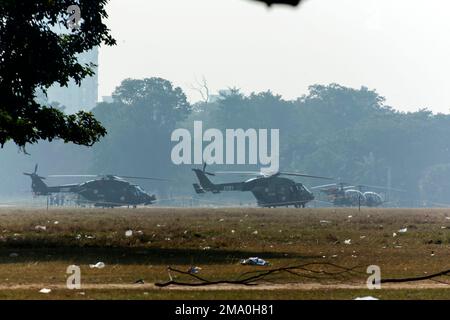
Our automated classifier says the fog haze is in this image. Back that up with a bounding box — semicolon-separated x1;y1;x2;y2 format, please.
100;0;450;113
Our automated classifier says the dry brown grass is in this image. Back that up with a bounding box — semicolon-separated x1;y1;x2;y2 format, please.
0;207;448;299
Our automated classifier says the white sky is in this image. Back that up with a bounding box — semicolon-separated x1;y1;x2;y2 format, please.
98;0;450;113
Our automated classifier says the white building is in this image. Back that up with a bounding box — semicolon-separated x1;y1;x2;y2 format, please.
46;47;99;114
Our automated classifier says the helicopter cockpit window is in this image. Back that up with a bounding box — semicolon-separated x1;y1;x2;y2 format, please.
136;186;146;194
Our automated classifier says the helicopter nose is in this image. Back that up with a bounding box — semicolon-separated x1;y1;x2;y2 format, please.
144;194;156;205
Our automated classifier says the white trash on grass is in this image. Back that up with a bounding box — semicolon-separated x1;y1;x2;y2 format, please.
125;230;133;237
89;262;105;269
354;296;378;300
240;257;270;266
39;288;51;294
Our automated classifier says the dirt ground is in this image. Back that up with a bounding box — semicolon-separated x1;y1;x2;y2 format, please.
0;206;448;299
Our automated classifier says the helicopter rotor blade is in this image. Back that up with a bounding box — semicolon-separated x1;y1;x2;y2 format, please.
116;175;171;182
354;184;405;192
214;171;264;176
310;183;338;189
200;163;216;176
23;172;46;179
213;171;275;178
279;172;334;180
47;174;170;182
23;164;46;179
47;175;99;178
214;171;334;180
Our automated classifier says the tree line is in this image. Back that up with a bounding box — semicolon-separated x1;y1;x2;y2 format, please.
2;78;450;205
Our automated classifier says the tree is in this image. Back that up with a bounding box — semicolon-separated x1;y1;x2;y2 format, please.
419;164;450;204
91;78;192;192
0;0;116;149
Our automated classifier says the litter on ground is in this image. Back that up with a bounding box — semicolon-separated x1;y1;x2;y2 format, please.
188;266;202;274
89;262;105;269
125;230;133;237
39;288;51;294
240;257;270;266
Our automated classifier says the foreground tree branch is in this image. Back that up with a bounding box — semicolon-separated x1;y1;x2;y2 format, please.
155;263;450;287
381;268;450;284
251;0;302;6
155;263;364;287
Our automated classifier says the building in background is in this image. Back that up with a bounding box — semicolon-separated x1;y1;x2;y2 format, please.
46;47;99;114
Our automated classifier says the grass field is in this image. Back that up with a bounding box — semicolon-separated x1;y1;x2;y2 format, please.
0;207;448;299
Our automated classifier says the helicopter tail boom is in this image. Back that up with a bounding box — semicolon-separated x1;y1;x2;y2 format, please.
24;164;80;196
193;183;206;194
192;168;244;193
192;169;219;193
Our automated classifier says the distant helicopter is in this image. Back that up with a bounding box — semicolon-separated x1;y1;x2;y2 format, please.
24;164;167;207
312;182;403;207
192;164;333;208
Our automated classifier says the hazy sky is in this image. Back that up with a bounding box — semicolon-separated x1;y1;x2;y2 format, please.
98;0;450;113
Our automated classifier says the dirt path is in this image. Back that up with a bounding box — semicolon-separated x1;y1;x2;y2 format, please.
0;282;447;291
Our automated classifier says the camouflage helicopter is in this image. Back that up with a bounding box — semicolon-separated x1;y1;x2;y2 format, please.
192;164;333;208
24;164;166;207
311;182;403;207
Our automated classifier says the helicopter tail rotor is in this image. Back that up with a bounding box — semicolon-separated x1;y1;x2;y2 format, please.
192;167;216;191
23;164;48;195
202;163;215;176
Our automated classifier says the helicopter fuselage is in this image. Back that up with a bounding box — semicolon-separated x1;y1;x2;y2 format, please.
75;178;156;207
243;177;314;207
26;170;156;207
192;169;315;208
325;189;383;207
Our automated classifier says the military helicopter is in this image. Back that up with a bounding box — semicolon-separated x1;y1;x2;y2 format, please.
311;182;403;207
192;164;333;208
24;164;166;207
